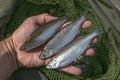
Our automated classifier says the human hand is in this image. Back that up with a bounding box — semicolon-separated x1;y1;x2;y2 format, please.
11;13;97;75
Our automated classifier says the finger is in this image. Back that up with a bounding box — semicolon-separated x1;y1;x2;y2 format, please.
92;38;97;44
81;20;92;28
84;48;95;56
61;66;82;75
61;20;92;29
44;58;52;65
35;13;57;25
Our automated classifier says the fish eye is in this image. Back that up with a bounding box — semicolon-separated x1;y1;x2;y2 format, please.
42;54;45;56
48;65;51;68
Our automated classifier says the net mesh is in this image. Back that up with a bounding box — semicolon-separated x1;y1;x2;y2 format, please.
6;0;119;80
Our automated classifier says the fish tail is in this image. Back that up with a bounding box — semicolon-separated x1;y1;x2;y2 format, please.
74;10;89;25
94;27;104;35
65;14;71;20
82;10;89;19
82;7;95;19
61;15;70;22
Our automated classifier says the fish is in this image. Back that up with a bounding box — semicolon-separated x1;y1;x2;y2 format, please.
46;28;103;69
20;16;68;51
40;12;88;59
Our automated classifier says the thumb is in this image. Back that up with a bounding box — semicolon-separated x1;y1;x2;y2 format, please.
34;13;58;25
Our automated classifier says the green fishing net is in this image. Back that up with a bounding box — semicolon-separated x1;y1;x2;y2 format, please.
5;0;119;80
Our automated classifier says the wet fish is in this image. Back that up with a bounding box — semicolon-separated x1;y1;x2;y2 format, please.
40;12;87;59
46;28;103;69
20;16;68;51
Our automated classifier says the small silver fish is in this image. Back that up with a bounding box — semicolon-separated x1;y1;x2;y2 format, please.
40;12;87;59
46;28;103;69
20;16;68;51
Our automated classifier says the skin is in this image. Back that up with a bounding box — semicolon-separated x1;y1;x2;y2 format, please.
0;13;97;80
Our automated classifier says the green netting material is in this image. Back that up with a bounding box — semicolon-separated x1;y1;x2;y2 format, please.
5;0;119;80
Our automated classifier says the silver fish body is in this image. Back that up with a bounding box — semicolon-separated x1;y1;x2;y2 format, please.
20;16;68;51
40;14;87;59
46;28;103;69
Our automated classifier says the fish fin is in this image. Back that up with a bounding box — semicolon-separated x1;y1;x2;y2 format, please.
79;61;89;66
82;10;89;19
82;8;94;19
94;27;104;35
65;14;71;20
73;61;89;67
73;56;87;64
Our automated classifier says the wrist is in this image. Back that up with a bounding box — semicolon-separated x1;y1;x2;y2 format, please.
0;37;18;78
1;37;18;69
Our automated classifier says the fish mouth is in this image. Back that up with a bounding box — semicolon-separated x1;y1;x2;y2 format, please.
46;64;53;69
20;44;30;51
46;59;59;69
40;50;53;59
46;63;57;69
39;54;46;59
20;43;35;51
39;51;48;59
40;54;52;60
